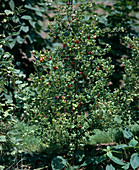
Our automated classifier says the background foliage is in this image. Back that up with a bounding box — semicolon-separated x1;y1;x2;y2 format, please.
0;0;54;77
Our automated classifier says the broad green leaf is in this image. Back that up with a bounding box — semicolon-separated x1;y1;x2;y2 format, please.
130;153;139;169
122;162;130;170
107;151;113;158
21;15;32;20
0;165;5;170
4;10;14;15
107;152;125;166
16;36;24;44
8;39;16;49
51;156;67;170
9;0;15;11
129;138;138;147
113;144;128;149
106;164;115;170
29;20;36;28
123;128;133;139
21;26;29;33
0;136;6;142
111;156;125;166
5;94;13;104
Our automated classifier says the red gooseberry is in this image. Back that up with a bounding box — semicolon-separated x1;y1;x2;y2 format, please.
63;44;67;47
72;62;75;65
75;40;79;44
61;96;65;99
53;66;58;70
40;57;44;62
55;96;58;99
78;125;81;129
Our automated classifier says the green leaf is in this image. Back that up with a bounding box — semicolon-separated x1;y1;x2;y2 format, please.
94;155;106;164
79;155;106;168
51;156;67;170
80;157;95;167
129;138;138;147
76;150;85;163
107;151;113;158
29;20;36;28
9;0;15;11
21;26;29;33
8;39;16;49
4;10;14;15
15;80;22;84
113;144;128;149
107;152;125;166
114;115;122;124
106;164;115;170
25;4;45;12
16;36;24;44
122;163;130;170
0;136;6;142
123;128;133;139
130;153;139;169
111;157;125;166
5;94;13;104
0;165;5;170
21;15;32;20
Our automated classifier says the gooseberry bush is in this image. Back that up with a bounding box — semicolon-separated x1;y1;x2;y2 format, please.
15;2;138;156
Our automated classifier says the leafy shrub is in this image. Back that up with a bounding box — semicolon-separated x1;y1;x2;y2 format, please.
14;2;138;153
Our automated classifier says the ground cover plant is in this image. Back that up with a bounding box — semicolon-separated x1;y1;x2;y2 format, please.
0;0;139;169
